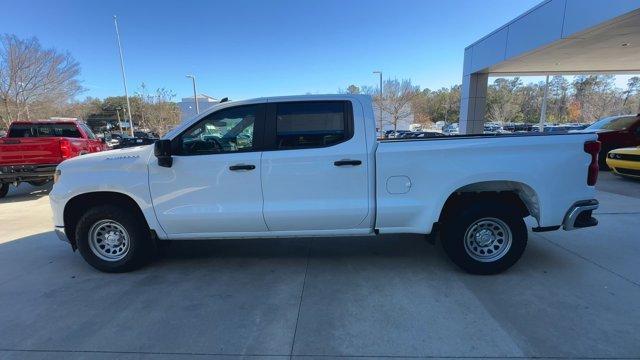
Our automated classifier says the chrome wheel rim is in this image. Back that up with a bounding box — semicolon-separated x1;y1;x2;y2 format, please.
88;220;130;262
464;217;512;262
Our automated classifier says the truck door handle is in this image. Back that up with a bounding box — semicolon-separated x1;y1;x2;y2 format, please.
229;164;255;171
334;159;362;166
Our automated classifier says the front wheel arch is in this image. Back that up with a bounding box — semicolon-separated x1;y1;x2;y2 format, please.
63;192;150;248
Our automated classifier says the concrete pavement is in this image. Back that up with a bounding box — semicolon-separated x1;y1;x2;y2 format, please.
0;177;639;359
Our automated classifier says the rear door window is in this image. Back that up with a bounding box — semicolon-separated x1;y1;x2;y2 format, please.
273;101;351;149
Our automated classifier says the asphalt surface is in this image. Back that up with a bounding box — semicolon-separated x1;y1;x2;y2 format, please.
596;170;640;198
0;174;639;359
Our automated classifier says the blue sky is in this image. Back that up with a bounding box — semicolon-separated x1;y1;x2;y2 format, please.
4;0;630;101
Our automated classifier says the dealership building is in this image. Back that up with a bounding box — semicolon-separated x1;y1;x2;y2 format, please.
178;94;220;122
460;0;640;134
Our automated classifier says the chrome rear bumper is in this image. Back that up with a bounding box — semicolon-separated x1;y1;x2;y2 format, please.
563;199;599;231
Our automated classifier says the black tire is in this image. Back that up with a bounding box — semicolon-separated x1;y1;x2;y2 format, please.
441;200;527;275
28;179;51;187
0;183;9;199
75;205;154;272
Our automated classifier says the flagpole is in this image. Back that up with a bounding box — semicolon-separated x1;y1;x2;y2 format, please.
113;15;135;137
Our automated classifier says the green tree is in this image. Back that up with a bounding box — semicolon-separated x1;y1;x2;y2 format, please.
547;76;569;122
622;76;640;113
345;85;360;94
487;78;522;122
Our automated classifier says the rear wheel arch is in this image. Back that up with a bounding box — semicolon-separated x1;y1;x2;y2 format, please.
63;191;150;247
437;180;540;226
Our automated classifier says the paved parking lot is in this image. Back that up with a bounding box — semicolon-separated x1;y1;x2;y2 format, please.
1;174;639;359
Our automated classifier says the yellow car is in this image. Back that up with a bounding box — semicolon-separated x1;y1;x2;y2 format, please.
606;147;640;179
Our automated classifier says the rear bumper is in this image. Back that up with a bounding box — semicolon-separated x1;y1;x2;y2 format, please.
563;199;599;231
0;164;57;182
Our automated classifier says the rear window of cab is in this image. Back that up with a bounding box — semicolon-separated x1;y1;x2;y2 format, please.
8;124;81;138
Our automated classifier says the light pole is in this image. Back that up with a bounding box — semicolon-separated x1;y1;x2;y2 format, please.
373;71;383;135
186;75;200;115
113;15;135;137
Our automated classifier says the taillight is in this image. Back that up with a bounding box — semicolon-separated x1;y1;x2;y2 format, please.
59;139;72;159
584;141;601;186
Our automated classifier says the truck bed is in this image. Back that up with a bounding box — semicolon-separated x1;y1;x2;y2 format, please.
375;131;598;233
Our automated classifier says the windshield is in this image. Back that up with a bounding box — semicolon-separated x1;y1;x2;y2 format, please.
585;116;637;131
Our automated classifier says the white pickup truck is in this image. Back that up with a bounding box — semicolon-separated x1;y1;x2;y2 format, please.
50;95;601;274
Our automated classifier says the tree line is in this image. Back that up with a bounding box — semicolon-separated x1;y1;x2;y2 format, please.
3;33;639;135
343;75;640;130
0;34;180;135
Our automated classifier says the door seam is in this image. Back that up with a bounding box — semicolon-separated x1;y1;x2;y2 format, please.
259;151;271;231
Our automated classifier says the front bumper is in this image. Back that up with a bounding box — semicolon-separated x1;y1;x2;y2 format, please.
563;199;599;231
606;157;640;178
54;226;69;243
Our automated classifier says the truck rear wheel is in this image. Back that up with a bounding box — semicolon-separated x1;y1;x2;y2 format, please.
75;205;154;272
441;200;527;274
0;183;9;199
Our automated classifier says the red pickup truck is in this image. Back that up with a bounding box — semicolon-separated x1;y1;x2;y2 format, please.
0;120;107;198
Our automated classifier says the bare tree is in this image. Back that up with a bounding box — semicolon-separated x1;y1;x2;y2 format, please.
378;79;419;130
622;76;640;113
0;34;82;129
345;85;360;94
134;85;180;135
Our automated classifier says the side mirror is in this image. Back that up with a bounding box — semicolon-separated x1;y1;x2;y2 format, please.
154;139;173;168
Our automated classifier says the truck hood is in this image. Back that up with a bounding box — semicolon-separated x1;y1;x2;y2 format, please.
57;144;154;172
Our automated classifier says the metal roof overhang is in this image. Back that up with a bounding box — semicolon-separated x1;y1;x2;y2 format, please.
464;0;640;77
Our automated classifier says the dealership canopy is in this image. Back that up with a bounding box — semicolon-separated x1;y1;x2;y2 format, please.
460;0;640;134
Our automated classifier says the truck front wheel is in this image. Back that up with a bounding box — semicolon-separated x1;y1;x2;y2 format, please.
441;201;527;274
75;205;154;272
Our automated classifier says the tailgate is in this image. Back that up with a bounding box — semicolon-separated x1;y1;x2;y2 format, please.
0;137;62;165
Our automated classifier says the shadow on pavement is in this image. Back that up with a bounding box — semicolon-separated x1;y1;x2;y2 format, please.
0;229;570;276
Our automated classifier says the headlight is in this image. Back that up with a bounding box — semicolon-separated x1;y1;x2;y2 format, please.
53;169;61;184
608;153;615;159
